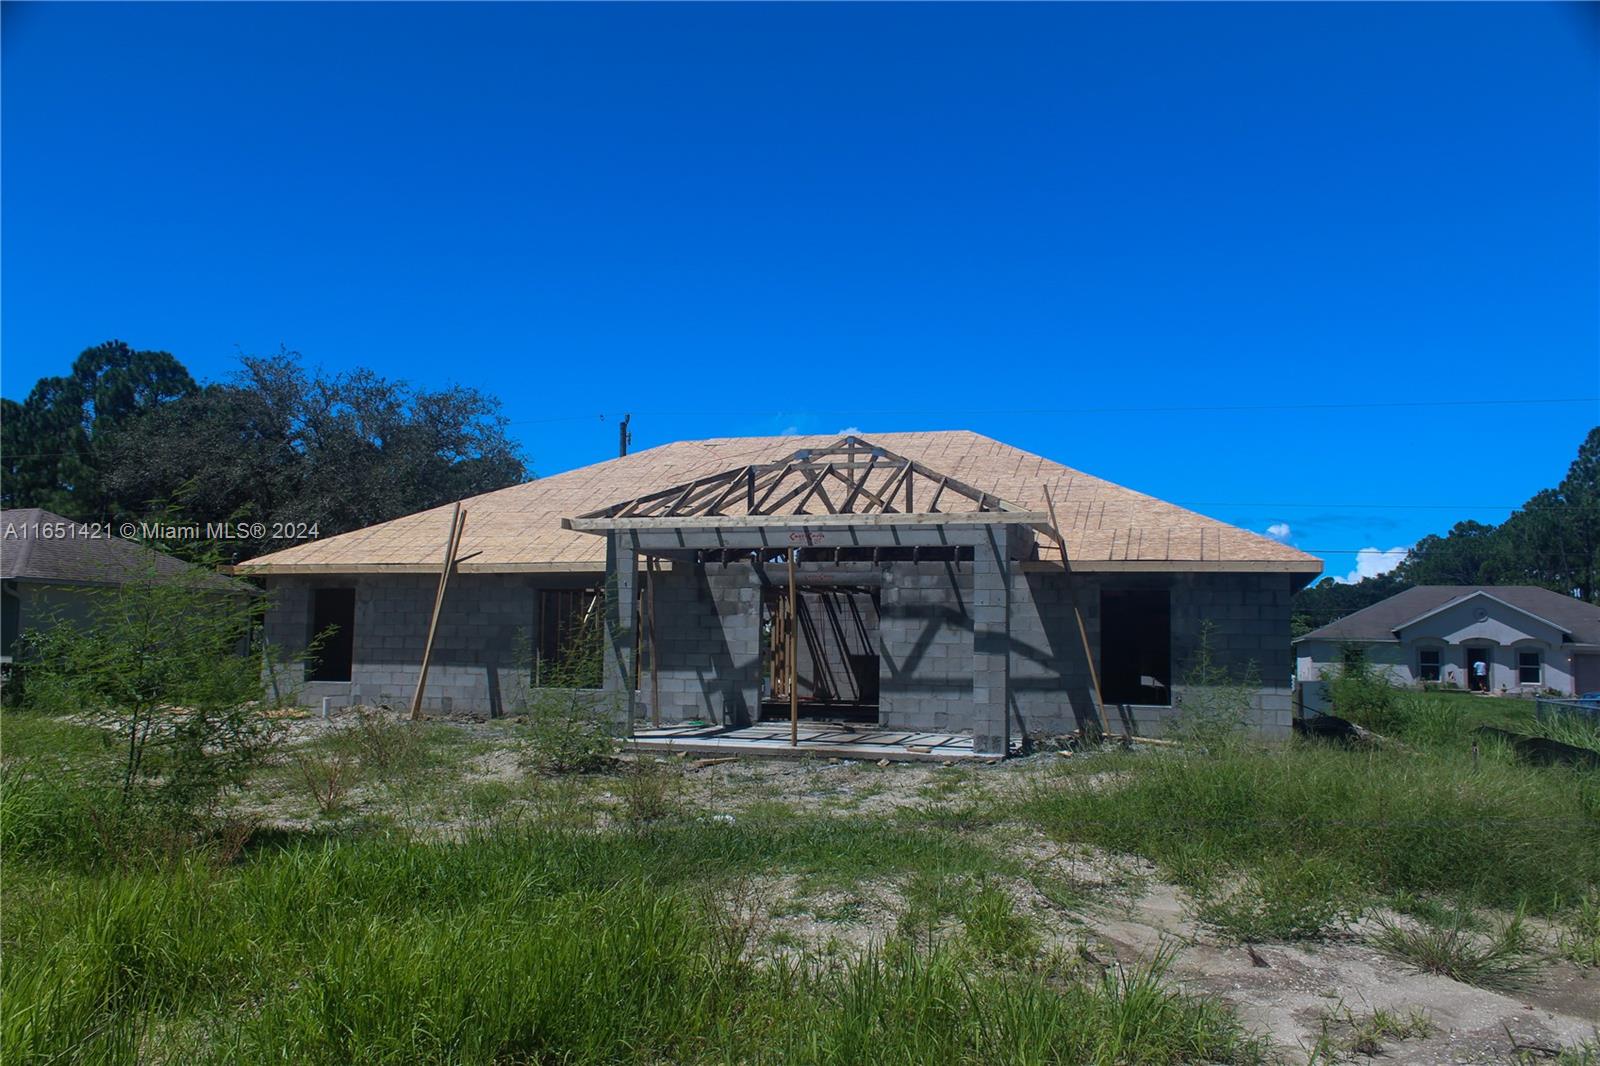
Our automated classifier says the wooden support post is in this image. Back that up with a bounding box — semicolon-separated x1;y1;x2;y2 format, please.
411;504;465;721
768;596;779;704
1044;486;1110;740
788;546;798;746
647;554;661;727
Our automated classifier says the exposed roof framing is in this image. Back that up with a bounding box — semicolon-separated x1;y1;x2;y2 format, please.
576;436;1027;523
237;430;1325;577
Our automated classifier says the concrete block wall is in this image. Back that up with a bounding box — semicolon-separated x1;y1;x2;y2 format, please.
645;562;762;725
1005;569;1296;740
1091;571;1296;739
878;560;974;733
793;589;878;703
263;573;554;716
263;564;1298;739
1006;570;1102;738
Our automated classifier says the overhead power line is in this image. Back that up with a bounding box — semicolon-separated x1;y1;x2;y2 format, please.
499;395;1598;426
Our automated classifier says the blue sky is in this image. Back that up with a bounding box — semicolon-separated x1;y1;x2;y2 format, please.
4;3;1596;582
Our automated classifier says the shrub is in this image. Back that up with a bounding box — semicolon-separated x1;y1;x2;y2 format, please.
295;750;356;816
334;706;430;779
16;562;291;837
1169;622;1258;751
1325;658;1402;733
618;756;681;824
517;609;618;773
522;691;617;773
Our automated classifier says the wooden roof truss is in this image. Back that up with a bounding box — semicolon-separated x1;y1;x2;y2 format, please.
578;436;1029;522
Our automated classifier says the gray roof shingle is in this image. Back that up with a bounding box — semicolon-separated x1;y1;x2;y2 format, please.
1297;585;1600;645
1;508;243;590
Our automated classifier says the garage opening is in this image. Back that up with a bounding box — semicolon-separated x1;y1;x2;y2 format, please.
308;587;356;682
1100;589;1171;705
762;586;880;724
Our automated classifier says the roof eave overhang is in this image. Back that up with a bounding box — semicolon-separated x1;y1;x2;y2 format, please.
1040;559;1321;575
233;560;616;577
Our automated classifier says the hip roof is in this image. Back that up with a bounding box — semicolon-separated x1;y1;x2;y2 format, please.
239;431;1323;577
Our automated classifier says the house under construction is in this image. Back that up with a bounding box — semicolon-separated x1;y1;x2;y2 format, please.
243;431;1322;755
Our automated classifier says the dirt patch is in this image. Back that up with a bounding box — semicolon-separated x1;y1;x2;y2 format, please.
673;747;1119;818
728;873;906;961
1073;872;1598;1064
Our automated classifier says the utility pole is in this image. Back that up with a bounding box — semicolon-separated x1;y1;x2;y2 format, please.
619;413;632;457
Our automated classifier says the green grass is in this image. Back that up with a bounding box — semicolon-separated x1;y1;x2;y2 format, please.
1189;854;1360;942
1529;711;1600;756
2;826;1266;1064
7;687;1599;1062
1309;1003;1434;1062
1556;891;1600;968
1021;737;1600;917
1;704;1267;1063
1370;909;1544;992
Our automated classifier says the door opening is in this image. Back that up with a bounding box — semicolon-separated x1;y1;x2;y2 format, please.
762;585;880;723
1467;647;1491;692
308;587;356;682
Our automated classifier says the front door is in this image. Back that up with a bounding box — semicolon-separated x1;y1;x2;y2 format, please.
1466;647;1491;692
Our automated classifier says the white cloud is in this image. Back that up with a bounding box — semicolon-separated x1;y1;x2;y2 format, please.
780;425;800;435
1265;522;1292;542
1338;546;1410;584
837;425;862;436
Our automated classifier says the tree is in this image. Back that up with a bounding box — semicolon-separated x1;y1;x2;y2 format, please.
1394;520;1500;586
1291;570;1408;637
1556;427;1600;601
1293;426;1600;625
100;349;529;560
1;341;196;516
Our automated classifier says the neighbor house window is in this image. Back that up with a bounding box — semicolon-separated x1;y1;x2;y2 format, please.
537;587;602;687
1418;648;1441;683
307;588;356;682
1518;651;1542;686
1100;589;1171;705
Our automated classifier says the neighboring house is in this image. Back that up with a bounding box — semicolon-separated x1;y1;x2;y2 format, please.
0;507;241;663
241;431;1323;748
1295;585;1600;711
